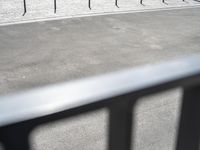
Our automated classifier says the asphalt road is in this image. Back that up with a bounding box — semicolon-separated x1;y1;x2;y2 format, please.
0;7;200;150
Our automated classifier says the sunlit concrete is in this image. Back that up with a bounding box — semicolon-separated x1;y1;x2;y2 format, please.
0;7;200;150
1;0;200;25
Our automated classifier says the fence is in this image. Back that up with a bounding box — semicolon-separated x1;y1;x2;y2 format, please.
10;0;186;16
0;54;200;150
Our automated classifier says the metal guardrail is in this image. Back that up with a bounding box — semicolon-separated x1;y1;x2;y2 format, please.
0;54;200;150
20;0;186;16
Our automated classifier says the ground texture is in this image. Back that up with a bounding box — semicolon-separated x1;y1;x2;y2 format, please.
1;0;200;25
0;6;200;150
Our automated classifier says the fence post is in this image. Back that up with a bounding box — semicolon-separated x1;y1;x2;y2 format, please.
108;97;136;150
54;0;57;13
23;0;27;16
0;124;31;150
176;85;200;150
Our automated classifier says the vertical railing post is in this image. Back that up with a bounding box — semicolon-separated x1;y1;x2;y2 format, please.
0;124;31;150
108;97;136;150
54;0;57;13
176;85;200;150
88;0;91;10
23;0;27;16
115;0;119;8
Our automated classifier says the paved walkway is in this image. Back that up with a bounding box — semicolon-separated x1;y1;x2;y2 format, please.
0;7;200;150
0;0;200;25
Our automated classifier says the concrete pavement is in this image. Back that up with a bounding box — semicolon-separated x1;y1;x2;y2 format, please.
0;7;200;150
1;0;200;25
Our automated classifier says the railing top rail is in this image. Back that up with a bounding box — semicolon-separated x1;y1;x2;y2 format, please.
0;54;200;127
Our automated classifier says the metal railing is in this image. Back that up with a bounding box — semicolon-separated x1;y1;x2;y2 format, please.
20;0;186;16
0;54;200;150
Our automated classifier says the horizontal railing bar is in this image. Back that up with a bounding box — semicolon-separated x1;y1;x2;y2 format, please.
0;54;200;128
